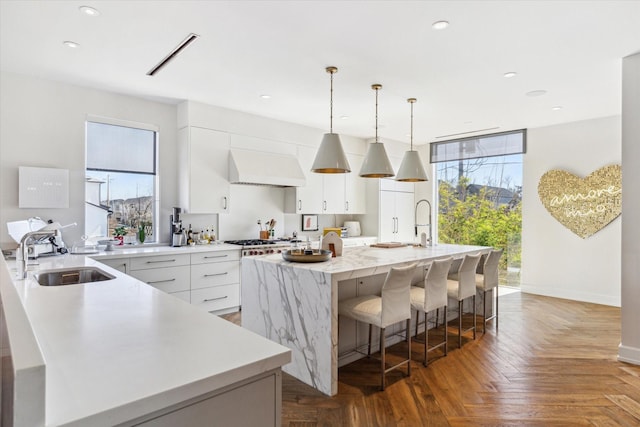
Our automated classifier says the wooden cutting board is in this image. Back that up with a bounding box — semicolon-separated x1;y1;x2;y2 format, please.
370;242;406;248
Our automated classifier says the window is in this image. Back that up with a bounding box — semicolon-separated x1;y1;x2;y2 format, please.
85;117;158;244
431;130;525;286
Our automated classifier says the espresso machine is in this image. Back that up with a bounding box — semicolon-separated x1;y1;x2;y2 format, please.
170;207;185;247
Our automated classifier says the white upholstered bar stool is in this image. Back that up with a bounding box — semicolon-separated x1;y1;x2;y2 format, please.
447;253;482;349
476;249;503;333
338;263;417;391
410;257;454;366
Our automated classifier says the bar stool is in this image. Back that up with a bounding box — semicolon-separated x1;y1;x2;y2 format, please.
410;257;453;366
447;253;482;348
338;263;416;391
476;249;503;333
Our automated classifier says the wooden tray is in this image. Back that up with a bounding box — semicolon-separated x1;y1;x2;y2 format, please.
370;242;406;248
282;249;332;263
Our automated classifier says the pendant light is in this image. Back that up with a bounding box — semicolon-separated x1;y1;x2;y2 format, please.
359;84;394;178
311;66;351;174
396;98;429;182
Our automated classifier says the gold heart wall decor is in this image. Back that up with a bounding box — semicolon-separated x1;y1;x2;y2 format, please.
537;164;621;239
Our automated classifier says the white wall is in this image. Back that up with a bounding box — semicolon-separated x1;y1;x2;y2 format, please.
521;116;621;306
619;52;640;365
0;72;178;247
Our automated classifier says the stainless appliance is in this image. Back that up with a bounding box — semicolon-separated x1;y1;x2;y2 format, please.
224;239;290;257
170;207;185;247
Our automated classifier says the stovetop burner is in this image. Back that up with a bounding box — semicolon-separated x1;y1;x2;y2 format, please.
225;239;281;246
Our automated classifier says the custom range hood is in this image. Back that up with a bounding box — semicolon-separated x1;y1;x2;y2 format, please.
229;149;306;187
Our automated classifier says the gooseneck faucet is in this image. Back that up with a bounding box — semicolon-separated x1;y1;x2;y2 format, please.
414;199;433;246
17;230;58;279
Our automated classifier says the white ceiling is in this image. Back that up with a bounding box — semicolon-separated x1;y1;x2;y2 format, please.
1;1;639;145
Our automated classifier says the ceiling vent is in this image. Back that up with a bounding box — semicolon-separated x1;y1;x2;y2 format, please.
146;33;199;76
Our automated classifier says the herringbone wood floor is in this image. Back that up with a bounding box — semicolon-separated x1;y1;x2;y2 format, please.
223;291;640;426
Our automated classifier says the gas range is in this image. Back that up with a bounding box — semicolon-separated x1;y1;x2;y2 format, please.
224;239;290;257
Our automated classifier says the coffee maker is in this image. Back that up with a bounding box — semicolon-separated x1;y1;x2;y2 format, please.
170;207;185;247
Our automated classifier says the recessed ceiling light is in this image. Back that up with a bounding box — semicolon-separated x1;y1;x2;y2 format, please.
259;94;271;99
79;6;100;16
63;41;80;48
552;106;563;111
340;115;349;120
432;20;449;30
526;90;547;97
503;72;517;78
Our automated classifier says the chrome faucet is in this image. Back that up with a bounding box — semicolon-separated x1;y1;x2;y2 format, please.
415;199;433;246
17;230;58;279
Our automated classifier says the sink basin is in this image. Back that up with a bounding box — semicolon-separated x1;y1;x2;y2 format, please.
35;266;115;286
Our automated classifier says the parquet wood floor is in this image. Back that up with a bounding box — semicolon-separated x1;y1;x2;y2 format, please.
222;291;640;426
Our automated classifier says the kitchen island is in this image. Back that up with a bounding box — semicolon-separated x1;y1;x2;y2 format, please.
0;249;290;427
241;243;490;396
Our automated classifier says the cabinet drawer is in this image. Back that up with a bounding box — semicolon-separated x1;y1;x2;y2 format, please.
130;254;190;271
129;266;190;293
191;284;239;312
191;250;240;264
191;261;239;290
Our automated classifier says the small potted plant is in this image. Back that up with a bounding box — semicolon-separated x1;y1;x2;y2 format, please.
112;226;128;246
137;222;147;244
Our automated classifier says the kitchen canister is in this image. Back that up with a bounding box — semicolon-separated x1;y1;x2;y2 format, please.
343;221;361;237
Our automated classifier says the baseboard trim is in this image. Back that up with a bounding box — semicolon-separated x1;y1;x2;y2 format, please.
618;344;640;365
520;284;620;307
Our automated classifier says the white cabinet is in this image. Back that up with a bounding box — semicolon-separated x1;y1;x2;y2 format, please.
190;250;240;314
136;369;282;427
344;154;366;214
285;147;366;214
285;145;323;213
129;254;191;297
95;249;241;314
322;173;345;214
178;127;230;214
379;190;415;243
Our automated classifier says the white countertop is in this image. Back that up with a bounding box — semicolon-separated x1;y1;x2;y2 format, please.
88;242;240;260
1;246;290;427
254;243;489;278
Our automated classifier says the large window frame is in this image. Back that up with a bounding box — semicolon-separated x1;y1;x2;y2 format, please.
85;116;159;244
430;129;525;286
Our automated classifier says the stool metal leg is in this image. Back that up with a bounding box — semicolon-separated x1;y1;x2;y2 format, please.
458;299;463;348
380;327;386;390
483;289;487;334
368;324;373;356
473;294;477;340
406;319;411;376
444;305;448;356
496;286;499;331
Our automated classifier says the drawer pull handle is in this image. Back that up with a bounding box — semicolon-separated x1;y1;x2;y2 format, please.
204;272;228;277
203;295;228;302
147;278;176;284
204;255;228;259
146;259;176;264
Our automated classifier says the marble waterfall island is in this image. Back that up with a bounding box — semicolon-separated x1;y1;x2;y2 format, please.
241;244;490;396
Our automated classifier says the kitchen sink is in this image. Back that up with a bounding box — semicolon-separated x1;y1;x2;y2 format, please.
35;266;115;286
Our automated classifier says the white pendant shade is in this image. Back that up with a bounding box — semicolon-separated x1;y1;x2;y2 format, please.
311;133;351;173
396;150;428;182
359;142;395;178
